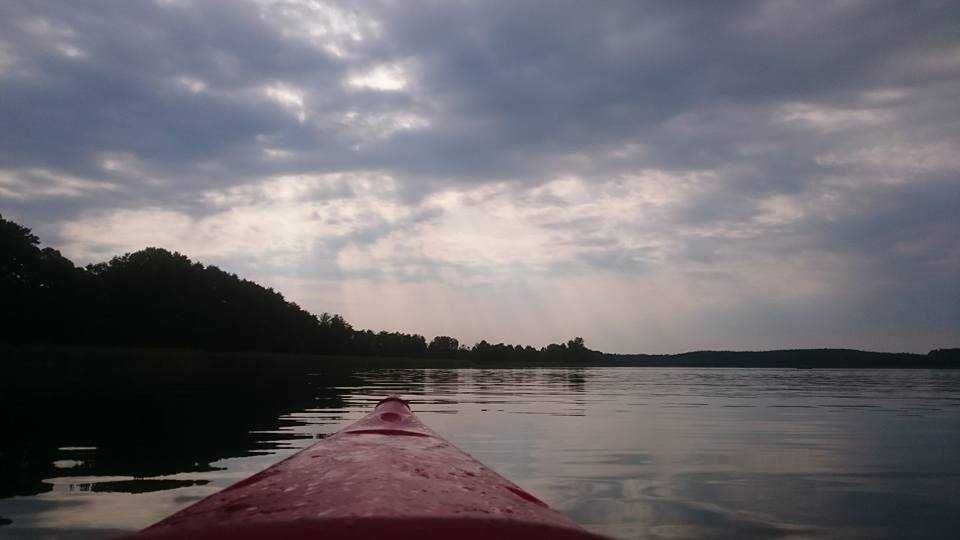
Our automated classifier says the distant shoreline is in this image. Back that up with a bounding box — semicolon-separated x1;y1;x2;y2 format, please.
3;344;957;374
5;216;955;367
602;348;958;369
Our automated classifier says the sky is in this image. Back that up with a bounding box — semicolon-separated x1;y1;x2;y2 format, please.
0;1;957;353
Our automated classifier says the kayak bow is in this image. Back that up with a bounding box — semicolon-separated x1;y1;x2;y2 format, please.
136;396;604;539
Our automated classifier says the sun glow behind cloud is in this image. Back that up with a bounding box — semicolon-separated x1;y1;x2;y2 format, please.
347;63;408;91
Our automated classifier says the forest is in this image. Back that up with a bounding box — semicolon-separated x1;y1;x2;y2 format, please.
0;215;598;363
3;214;956;368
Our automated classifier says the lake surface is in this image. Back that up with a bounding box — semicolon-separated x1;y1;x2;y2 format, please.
2;367;959;538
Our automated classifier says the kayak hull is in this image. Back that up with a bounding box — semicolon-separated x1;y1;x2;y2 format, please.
136;396;603;539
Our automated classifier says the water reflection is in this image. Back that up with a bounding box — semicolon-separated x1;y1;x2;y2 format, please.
1;366;959;538
1;372;345;498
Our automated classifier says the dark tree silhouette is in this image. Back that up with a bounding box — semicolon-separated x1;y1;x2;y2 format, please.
428;336;459;356
1;214;600;361
10;214;943;367
0;217;86;345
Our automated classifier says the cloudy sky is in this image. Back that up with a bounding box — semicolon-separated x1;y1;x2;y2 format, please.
1;1;957;353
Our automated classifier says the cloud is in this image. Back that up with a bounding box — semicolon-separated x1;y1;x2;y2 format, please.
1;0;957;352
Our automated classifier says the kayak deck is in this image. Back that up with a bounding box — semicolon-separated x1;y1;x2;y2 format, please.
136;396;604;539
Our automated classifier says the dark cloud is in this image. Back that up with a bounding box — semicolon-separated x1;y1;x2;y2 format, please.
0;0;957;351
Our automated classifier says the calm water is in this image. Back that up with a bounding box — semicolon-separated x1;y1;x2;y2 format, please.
2;367;959;538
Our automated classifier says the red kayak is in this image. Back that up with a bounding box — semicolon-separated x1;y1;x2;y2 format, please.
136;396;605;539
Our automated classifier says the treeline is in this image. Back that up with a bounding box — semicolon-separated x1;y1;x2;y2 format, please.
0;215;598;363
602;348;960;369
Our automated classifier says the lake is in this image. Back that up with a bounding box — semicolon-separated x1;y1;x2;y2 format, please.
2;367;959;538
